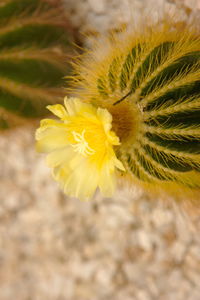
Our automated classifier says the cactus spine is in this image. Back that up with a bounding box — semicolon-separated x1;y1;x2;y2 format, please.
0;0;73;129
69;24;200;197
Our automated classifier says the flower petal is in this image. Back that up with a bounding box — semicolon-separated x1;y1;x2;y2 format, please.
99;166;116;197
114;157;125;171
64;96;97;118
36;127;69;152
47;104;67;119
58;160;99;200
35;119;66;139
53;165;71;190
64;97;82;116
97;107;112;131
46;147;73;168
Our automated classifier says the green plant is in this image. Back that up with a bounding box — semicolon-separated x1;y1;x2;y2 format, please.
68;23;200;199
0;0;73;129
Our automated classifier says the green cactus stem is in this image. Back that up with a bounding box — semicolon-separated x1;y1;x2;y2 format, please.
69;23;200;198
0;0;74;129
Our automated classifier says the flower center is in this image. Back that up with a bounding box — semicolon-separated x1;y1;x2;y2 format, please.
71;130;95;156
108;101;141;144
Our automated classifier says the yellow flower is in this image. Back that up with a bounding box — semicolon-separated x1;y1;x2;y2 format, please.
35;97;125;200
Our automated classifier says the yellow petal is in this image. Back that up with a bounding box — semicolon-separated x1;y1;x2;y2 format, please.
47;104;67;119
62;160;99;200
64;96;97;118
107;131;121;145
114;157;125;171
64;97;82;116
97;107;112;132
35;119;66;139
53;165;71;189
46;147;74;168
36;127;68;152
99;166;116;197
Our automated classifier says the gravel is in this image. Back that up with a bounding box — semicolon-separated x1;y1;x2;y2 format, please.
1;126;200;300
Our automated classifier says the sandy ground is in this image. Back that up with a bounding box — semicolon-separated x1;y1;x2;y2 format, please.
0;126;200;300
1;0;200;299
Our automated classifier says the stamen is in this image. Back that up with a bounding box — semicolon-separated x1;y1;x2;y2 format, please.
71;130;95;156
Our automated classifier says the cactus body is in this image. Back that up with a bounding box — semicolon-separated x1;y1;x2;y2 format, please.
0;0;73;129
69;24;200;197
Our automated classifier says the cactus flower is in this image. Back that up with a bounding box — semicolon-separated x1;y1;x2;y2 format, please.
35;97;125;200
36;22;200;202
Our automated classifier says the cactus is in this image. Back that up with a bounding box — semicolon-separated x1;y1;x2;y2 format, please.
68;24;200;198
0;0;73;129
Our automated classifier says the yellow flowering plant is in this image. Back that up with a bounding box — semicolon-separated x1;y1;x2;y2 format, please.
36;21;200;203
35;97;125;200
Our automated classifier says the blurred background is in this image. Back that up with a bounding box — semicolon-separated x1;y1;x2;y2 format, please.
0;0;200;299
